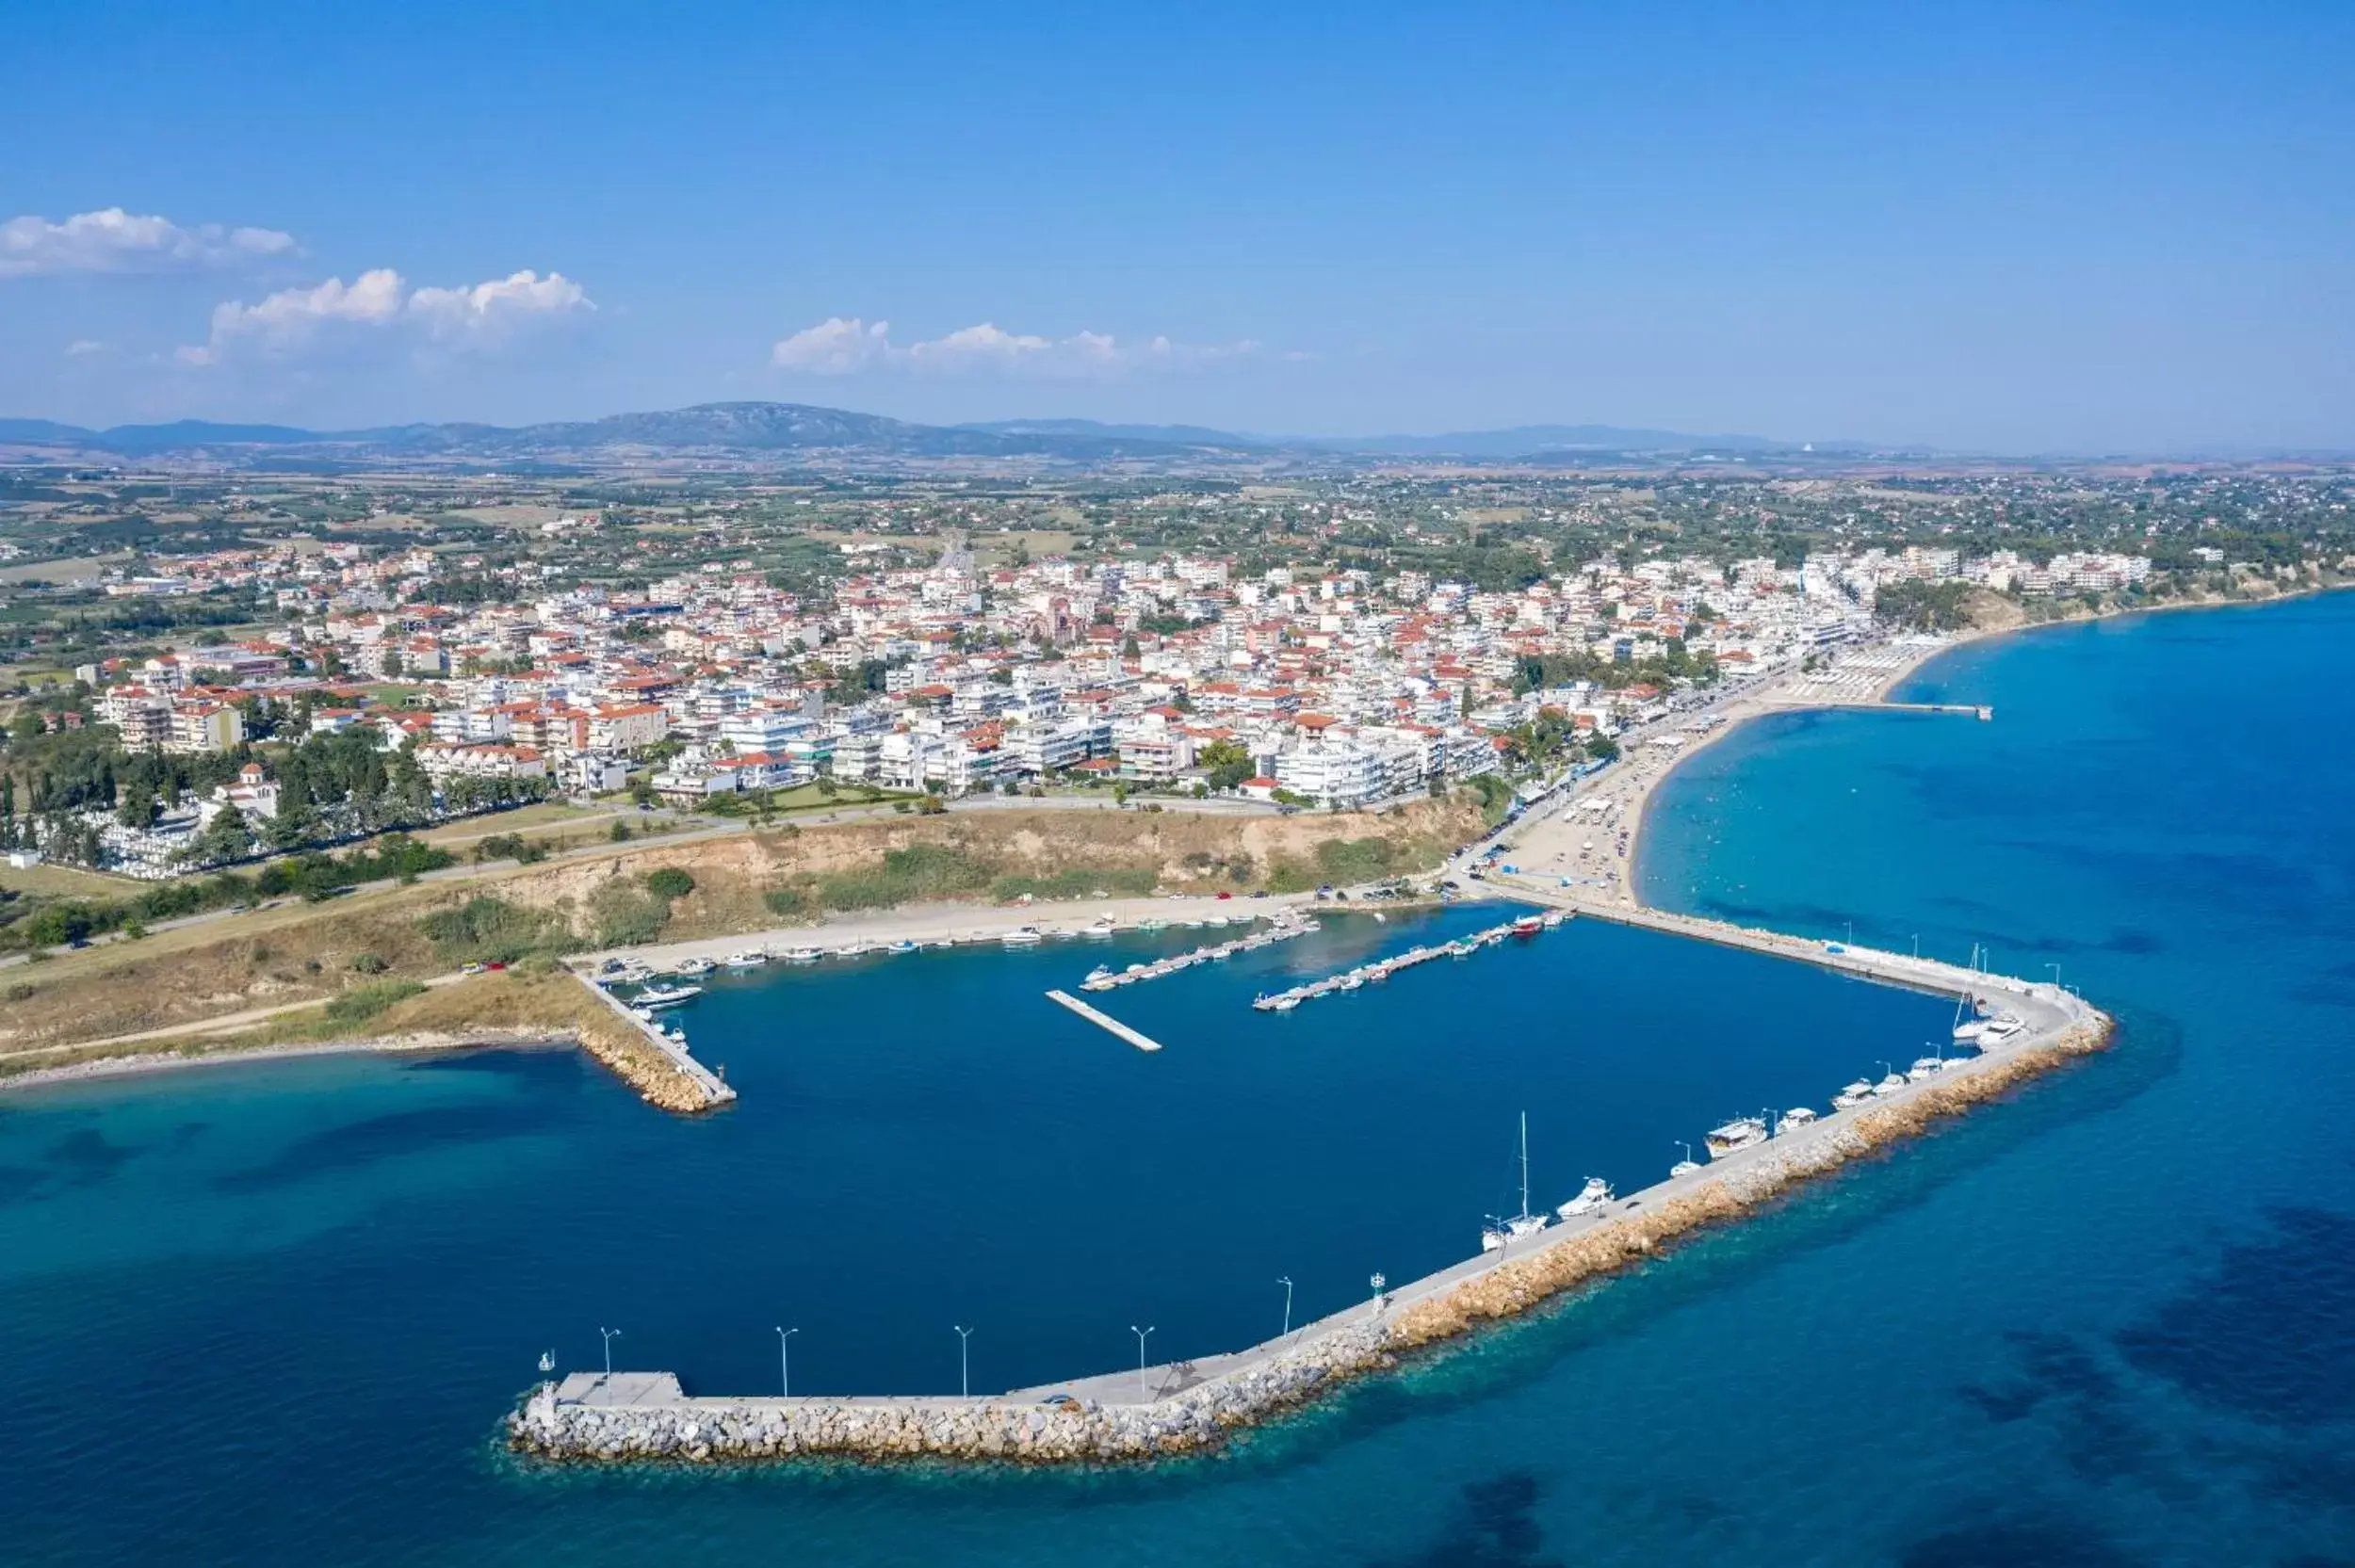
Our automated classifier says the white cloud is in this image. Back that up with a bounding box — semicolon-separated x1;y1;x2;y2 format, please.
181;267;593;364
408;269;593;344
64;338;109;357
771;315;892;372
0;207;297;280
771;317;1267;379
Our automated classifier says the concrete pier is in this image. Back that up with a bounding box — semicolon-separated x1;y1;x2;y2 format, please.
577;974;738;1107
1045;990;1165;1052
512;916;2111;1467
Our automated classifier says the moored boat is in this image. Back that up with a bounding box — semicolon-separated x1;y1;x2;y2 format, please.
1556;1175;1614;1218
1705;1115;1768;1158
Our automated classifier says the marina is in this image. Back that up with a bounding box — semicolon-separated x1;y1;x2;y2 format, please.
512;907;2108;1464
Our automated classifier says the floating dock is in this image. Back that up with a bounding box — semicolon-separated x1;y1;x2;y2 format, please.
1044;990;1164;1052
1080;916;1315;992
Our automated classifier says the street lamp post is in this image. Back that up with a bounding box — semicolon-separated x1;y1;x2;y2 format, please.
1911;932;1920;958
775;1326;797;1398
2046;962;2062;987
1278;1276;1294;1337
598;1326;621;1383
1844;920;1855;946
954;1325;973;1398
1130;1324;1155;1401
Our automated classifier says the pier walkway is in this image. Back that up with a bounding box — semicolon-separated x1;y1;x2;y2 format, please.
577;974;738;1107
1045;990;1164;1052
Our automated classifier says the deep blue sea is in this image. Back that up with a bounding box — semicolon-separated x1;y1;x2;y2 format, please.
4;594;2351;1565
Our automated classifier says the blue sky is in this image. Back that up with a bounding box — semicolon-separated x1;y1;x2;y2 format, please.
5;1;2349;450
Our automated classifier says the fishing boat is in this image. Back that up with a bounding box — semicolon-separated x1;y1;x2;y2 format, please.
1512;913;1544;935
1874;1069;1908;1095
1832;1078;1875;1109
1778;1107;1819;1133
1482;1113;1551;1252
1137;918;1168;933
1908;1056;1945;1082
1978;1015;2025;1045
1704;1115;1768;1158
1002;927;1045;946
1556;1175;1613;1218
1085;964;1115;984
784;946;822;963
723;950;768;969
673;956;716;977
1541;910;1567;929
635;982;703;1009
887;940;918;956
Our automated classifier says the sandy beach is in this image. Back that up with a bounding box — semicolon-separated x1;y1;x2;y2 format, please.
0;1030;570;1097
1501;631;1973;905
575;889;1327;971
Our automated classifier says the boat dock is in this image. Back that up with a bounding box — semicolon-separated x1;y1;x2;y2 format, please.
1044;989;1164;1052
1080;915;1316;992
1252;913;1560;1011
577;973;738;1107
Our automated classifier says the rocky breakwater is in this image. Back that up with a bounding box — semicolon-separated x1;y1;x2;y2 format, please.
506;1007;2113;1467
508;1316;1398;1466
1389;1012;2115;1347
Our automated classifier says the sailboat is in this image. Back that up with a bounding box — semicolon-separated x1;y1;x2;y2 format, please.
1481;1112;1551;1253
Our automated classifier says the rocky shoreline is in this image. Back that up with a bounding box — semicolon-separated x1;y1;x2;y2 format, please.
505;1010;2112;1468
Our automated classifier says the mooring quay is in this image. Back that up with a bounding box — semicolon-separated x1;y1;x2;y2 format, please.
512;906;2107;1466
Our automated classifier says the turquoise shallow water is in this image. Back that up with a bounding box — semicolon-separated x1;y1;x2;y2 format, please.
5;594;2353;1564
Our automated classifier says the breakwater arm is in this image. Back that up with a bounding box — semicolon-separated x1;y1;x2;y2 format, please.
509;946;2111;1467
570;972;738;1113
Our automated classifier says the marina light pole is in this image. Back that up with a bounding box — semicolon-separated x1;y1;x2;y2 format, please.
1911;933;1920;958
598;1326;621;1383
1278;1276;1294;1337
1130;1325;1155;1400
1370;1272;1388;1314
954;1325;973;1399
1844;920;1855;946
775;1326;797;1398
2046;962;2062;988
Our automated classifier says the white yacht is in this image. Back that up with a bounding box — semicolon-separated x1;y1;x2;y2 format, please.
1778;1107;1819;1133
783;946;822;963
1874;1069;1908;1095
1705;1116;1769;1158
1081;919;1117;940
1481;1113;1551;1253
1978;1015;2025;1045
1556;1175;1614;1218
673;956;716;977
1833;1079;1875;1109
634;982;702;1009
1002;927;1045;946
1908;1056;1945;1082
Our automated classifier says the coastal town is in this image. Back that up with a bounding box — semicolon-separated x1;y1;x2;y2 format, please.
9;454;2342;890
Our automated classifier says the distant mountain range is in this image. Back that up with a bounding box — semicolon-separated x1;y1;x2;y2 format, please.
0;401;1795;469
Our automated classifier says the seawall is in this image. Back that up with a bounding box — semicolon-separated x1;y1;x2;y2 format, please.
508;968;2112;1467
